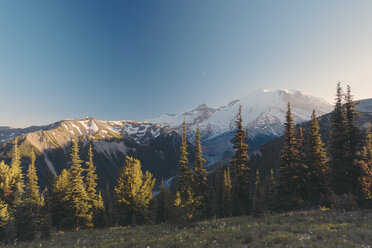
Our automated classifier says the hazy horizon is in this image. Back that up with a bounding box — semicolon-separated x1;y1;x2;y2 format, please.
1;1;372;127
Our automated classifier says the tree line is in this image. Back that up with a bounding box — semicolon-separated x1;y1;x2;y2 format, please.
0;83;371;244
167;83;371;221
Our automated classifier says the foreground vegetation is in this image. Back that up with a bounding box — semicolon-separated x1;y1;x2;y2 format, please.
8;209;372;248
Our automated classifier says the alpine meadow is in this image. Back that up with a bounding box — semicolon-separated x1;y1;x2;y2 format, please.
0;1;372;247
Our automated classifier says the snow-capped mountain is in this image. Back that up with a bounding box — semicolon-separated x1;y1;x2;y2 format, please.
148;89;332;139
148;89;333;163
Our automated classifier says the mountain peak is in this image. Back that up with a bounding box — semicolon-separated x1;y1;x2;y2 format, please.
195;103;209;110
147;89;333;139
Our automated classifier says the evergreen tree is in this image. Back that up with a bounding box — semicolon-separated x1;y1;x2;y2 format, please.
25;151;42;207
214;165;225;217
306;110;329;206
114;156;155;225
222;167;232;217
264;168;276;211
0;161;11;205
85;144;104;226
156;180;173;223
277;102;303;209
329;82;348;195
51;169;71;229
344;85;360;163
193;122;208;219
13;151;44;241
0;200;9;228
231;105;251;214
344;85;364;199
0;200;10;240
176;118;195;220
65;139;92;230
9;138;24;207
252;168;265;214
358;123;372;205
296;127;307;201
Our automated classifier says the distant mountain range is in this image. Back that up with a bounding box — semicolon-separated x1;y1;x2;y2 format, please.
0;118;192;188
0;89;370;190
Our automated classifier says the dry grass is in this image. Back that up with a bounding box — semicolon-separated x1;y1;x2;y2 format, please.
8;209;372;248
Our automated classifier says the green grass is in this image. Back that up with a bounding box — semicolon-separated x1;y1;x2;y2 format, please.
9;209;372;248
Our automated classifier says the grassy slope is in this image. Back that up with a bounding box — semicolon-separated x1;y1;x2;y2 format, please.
10;209;372;248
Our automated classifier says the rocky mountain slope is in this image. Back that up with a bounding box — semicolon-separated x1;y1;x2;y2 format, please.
0;118;193;189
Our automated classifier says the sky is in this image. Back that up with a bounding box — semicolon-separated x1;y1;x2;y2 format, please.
1;0;372;127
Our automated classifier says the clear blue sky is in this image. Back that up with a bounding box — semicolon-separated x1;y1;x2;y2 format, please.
1;0;372;127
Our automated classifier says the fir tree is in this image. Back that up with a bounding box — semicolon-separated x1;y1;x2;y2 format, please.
0;200;10;240
231;105;251;214
0;161;11;205
344;85;360;163
13;151;44;241
306;110;329;206
85;144;104;226
193;122;208;218
65;139;92;230
222;167;232;217
176;118;195;220
9;138;24;207
296;127;307;201
329;82;348;195
264;168;276;211
114;157;155;225
358;123;372;205
344;85;364;199
40;170;54;239
214;165;225;217
277;102;303;209
156;180;173;223
51;169;71;229
25;151;42;207
252;168;264;214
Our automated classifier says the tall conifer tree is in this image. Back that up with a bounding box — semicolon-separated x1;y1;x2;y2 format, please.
222;167;232;217
277;102;303;209
296;127;307;201
9;138;24;207
25;151;42;207
306;110;328;205
214;166;225;217
85;144;104;224
156;180;172;223
231;105;251;214
193;122;208;218
65;139;92;230
344;85;364;198
51;169;70;229
329;82;348;194
176;118;195;220
358;123;372;204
